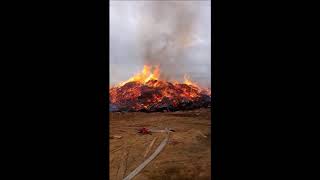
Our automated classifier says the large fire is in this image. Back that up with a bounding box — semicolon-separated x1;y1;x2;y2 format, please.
110;65;211;112
117;65;161;87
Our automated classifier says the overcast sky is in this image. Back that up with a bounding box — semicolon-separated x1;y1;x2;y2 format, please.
110;0;211;87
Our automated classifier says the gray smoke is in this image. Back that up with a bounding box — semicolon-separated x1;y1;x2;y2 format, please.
110;0;211;87
138;1;197;81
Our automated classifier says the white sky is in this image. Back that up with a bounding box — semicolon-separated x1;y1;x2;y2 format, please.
110;0;211;87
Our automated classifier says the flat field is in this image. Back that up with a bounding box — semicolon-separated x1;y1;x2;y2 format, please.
109;108;211;180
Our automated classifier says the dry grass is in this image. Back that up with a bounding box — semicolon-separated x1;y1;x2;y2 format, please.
109;108;211;180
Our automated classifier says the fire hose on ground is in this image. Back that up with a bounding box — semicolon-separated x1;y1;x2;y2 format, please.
123;128;173;180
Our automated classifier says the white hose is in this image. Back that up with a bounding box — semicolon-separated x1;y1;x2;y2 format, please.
123;128;170;180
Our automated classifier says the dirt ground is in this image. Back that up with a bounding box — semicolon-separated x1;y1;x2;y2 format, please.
109;108;211;180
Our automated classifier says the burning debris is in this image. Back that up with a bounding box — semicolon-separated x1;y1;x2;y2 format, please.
110;65;211;112
110;2;211;113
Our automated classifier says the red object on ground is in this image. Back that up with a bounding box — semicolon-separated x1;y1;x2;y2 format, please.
138;128;151;135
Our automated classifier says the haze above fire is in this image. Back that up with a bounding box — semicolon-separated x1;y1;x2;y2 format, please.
110;0;211;87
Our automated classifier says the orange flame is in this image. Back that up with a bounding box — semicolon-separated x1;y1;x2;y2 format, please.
110;65;212;111
114;65;205;91
183;74;200;89
117;65;160;87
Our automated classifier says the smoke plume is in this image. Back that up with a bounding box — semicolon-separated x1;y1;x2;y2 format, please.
110;1;211;87
138;1;199;81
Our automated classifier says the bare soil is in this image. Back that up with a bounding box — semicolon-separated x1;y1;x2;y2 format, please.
109;108;211;180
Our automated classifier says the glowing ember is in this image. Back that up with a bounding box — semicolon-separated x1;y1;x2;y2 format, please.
110;65;211;112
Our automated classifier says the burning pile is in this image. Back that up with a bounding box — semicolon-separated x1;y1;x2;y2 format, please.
109;65;211;112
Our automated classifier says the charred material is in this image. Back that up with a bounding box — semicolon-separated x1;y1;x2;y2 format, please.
110;80;211;112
